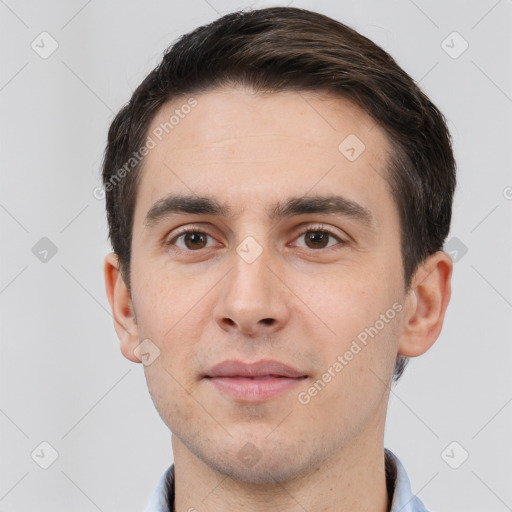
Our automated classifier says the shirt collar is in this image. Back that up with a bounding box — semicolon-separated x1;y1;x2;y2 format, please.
385;449;429;512
144;449;428;512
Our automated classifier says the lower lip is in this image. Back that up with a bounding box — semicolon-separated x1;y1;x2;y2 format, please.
207;376;306;402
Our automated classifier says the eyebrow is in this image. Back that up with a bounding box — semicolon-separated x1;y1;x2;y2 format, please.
144;193;375;230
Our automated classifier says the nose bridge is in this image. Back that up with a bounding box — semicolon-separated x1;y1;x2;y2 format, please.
213;233;290;334
234;235;272;291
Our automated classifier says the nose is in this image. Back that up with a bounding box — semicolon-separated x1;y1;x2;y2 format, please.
212;244;291;337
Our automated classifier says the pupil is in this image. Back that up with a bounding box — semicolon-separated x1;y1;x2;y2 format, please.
307;231;327;248
186;232;206;249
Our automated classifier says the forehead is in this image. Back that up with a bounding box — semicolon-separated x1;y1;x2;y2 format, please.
146;86;385;158
135;86;396;230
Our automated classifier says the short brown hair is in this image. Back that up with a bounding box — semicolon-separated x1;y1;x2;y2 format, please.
101;6;456;381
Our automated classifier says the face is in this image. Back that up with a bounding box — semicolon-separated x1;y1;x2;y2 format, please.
125;87;413;483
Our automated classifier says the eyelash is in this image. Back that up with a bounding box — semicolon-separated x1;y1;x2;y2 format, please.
164;224;348;254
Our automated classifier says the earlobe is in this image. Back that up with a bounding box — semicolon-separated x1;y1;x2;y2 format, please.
104;253;141;363
398;251;453;358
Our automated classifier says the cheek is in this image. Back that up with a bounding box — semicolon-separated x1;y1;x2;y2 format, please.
130;258;211;337
143;360;196;432
301;326;397;433
301;275;402;404
294;269;387;339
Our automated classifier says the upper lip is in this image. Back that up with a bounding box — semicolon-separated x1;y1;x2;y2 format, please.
205;359;307;378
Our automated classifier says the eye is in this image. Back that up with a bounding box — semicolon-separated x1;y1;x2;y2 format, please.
164;224;347;254
291;224;347;250
165;228;218;252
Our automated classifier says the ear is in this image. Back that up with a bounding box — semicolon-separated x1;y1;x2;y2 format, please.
104;253;141;363
398;251;453;357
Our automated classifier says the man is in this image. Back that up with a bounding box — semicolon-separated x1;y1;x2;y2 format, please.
102;6;455;511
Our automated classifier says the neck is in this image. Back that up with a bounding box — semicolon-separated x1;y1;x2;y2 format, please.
172;431;390;512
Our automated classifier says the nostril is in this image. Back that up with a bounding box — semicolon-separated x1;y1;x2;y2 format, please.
261;318;274;325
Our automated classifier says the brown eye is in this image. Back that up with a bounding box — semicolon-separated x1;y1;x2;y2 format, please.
182;231;208;250
293;225;346;250
303;230;331;249
167;229;215;251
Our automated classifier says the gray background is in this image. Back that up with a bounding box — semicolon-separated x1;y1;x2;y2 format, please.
1;0;511;510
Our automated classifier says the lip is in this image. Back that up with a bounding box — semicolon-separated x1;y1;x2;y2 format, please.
204;359;308;402
206;359;307;378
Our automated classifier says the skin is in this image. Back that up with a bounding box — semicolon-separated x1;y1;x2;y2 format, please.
105;86;452;512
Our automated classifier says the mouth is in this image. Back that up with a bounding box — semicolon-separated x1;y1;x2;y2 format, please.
204;359;308;402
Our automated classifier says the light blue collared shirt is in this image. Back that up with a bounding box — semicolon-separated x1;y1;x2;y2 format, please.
144;448;428;512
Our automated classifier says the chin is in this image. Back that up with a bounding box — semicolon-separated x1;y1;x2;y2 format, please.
212;453;307;485
194;435;314;486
